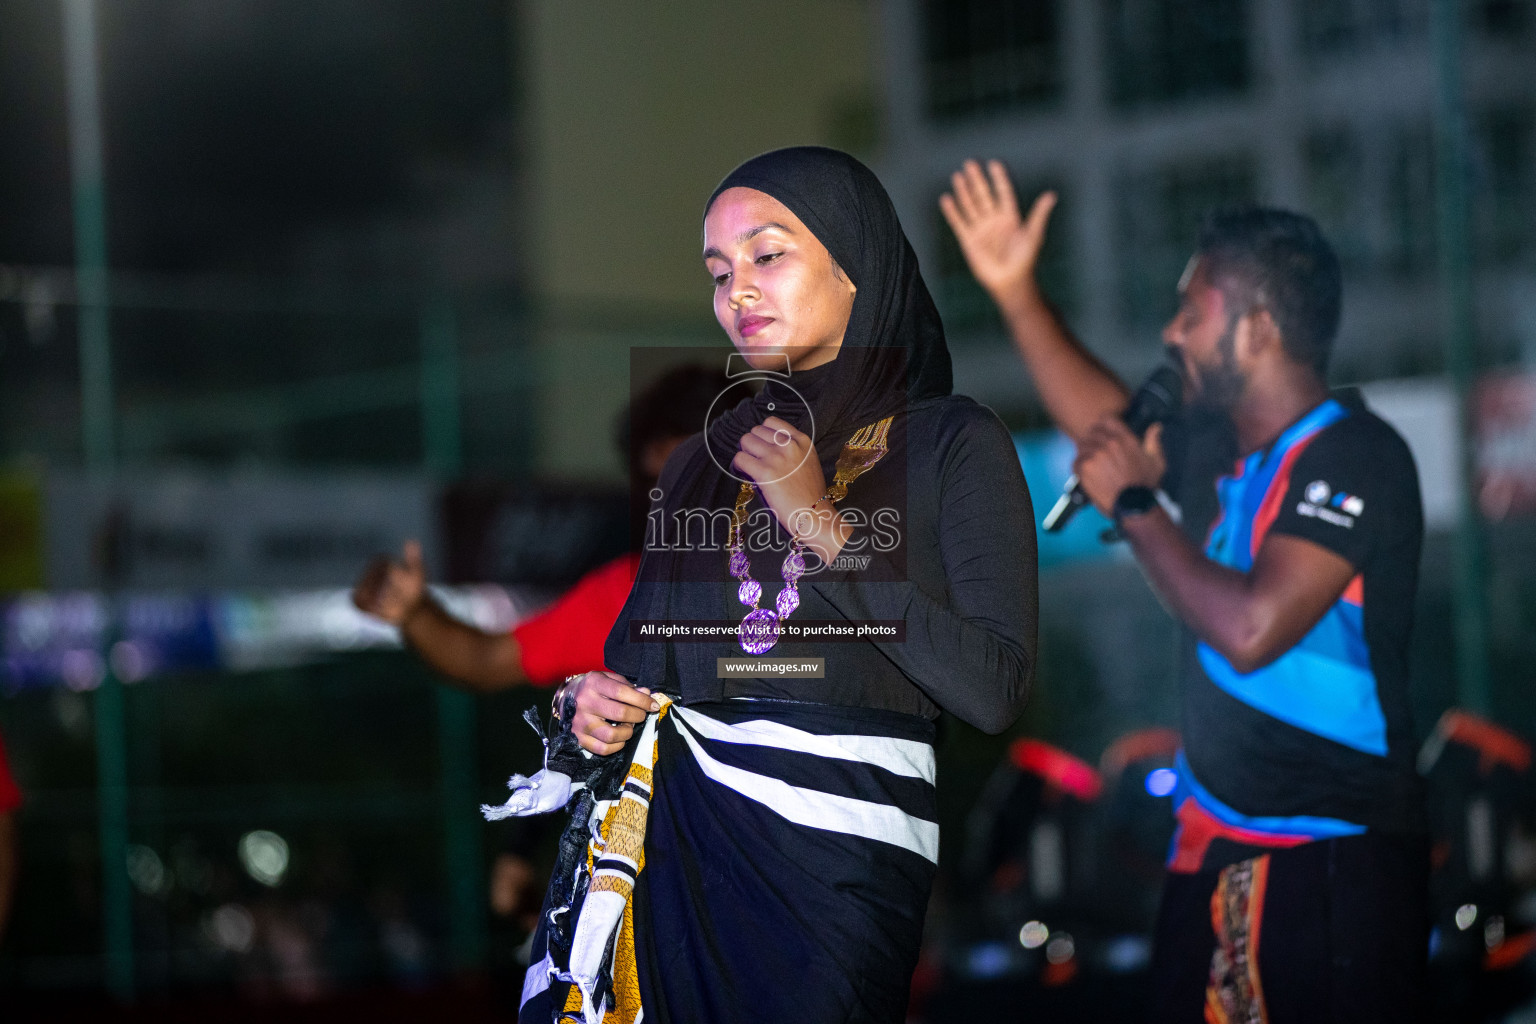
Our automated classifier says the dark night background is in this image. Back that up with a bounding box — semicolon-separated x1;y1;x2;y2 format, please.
0;0;513;277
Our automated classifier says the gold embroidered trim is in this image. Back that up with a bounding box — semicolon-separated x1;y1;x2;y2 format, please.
1205;855;1270;1024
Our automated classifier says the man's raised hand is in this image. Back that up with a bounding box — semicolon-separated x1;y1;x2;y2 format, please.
939;159;1057;302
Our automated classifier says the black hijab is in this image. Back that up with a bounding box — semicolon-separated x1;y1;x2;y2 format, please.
605;146;953;690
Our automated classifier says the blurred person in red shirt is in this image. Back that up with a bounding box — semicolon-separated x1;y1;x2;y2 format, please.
0;728;21;943
351;364;724;689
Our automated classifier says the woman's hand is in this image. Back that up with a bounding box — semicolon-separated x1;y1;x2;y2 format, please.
560;671;660;756
732;415;852;565
939;159;1056;305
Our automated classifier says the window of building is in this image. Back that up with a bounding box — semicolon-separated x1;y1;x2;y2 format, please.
1304;128;1374;276
1382;124;1437;279
923;0;1062;120
1301;0;1529;55
1474;105;1535;265
1113;155;1257;330
1103;0;1250;109
1299;0;1428;58
1475;0;1531;37
930;177;1075;338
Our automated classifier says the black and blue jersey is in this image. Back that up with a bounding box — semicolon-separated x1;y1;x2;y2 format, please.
1163;391;1425;873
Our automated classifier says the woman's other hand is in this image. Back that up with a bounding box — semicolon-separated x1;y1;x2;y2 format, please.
733;415;851;565
562;671;660;756
939;159;1056;304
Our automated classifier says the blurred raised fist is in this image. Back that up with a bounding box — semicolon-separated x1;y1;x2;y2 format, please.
939;159;1058;301
352;539;427;626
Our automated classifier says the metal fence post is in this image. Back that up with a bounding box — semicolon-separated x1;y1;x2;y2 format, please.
1430;0;1493;717
421;297;486;973
64;0;134;1001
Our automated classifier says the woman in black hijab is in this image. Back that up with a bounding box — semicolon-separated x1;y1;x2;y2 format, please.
518;147;1037;1024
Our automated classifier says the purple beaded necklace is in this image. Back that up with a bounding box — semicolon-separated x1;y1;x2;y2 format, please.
725;416;893;655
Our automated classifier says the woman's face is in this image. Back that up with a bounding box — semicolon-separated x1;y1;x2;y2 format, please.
703;187;856;373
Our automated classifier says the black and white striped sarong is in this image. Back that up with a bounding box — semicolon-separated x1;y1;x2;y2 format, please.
520;697;938;1024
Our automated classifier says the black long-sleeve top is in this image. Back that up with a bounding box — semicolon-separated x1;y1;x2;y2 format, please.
630;395;1037;735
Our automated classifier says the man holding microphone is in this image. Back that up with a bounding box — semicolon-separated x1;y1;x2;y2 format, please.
942;161;1426;1022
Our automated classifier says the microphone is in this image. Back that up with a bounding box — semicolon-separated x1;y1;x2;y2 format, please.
1041;363;1183;533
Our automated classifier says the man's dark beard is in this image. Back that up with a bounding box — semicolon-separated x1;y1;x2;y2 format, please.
1182;316;1247;415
